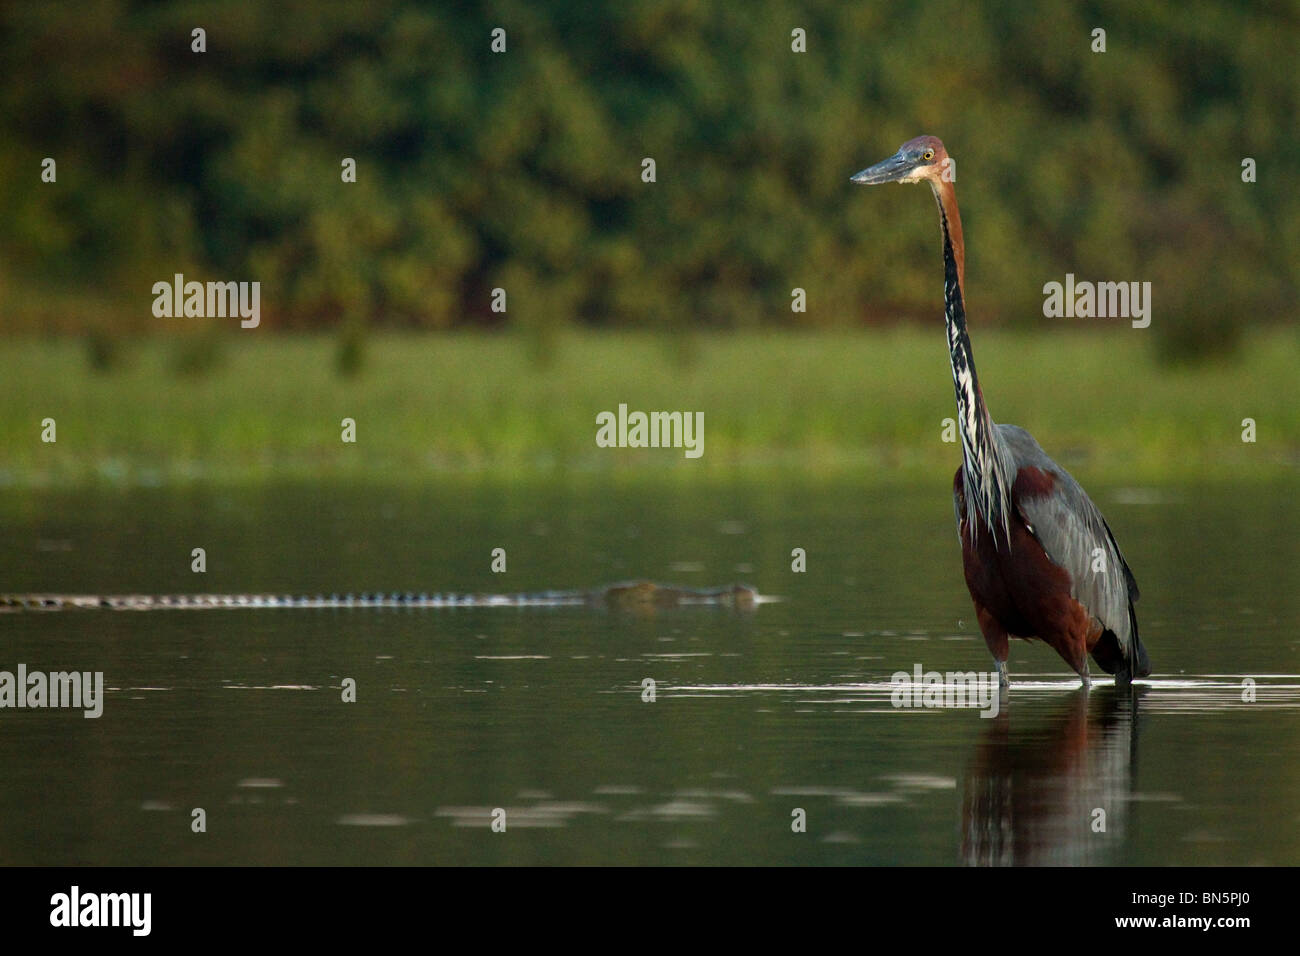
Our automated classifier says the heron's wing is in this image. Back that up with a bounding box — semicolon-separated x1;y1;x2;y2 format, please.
997;427;1138;651
1100;514;1140;602
1016;472;1137;648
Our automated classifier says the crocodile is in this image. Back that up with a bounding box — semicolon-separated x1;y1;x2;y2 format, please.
0;581;766;613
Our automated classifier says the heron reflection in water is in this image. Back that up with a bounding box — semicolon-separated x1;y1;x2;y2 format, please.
962;688;1144;865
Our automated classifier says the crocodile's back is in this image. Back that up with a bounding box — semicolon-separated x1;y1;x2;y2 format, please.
593;581;758;611
0;582;763;613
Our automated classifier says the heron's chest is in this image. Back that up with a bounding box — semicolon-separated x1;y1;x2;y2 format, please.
957;503;1078;639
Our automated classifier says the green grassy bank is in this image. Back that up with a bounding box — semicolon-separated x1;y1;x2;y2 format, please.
0;328;1296;487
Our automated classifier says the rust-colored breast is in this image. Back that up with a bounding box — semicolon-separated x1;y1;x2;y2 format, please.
954;466;1104;675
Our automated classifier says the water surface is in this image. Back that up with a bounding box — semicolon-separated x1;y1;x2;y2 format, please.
1;477;1297;864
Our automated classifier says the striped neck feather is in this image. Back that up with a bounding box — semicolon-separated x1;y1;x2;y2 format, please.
931;179;1012;546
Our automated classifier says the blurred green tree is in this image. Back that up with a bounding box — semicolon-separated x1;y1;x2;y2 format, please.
0;1;1294;361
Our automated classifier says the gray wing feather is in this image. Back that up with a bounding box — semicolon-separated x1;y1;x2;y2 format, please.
995;425;1137;654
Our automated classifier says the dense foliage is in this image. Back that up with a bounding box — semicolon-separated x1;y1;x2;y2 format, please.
1;1;1295;352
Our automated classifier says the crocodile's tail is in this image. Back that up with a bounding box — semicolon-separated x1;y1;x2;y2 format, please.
0;591;589;611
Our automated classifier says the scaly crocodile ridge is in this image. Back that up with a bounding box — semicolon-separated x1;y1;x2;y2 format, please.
0;581;767;613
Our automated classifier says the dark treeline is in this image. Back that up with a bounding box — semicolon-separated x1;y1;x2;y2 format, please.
1;1;1295;353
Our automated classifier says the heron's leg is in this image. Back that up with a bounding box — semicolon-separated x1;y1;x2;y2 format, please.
1080;659;1091;691
973;602;1010;688
1116;663;1137;700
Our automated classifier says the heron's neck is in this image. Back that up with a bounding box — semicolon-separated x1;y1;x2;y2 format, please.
931;178;1009;533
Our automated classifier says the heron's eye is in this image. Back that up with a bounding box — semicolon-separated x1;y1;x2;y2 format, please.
922;149;935;161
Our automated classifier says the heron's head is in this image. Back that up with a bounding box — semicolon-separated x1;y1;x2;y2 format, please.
850;135;949;186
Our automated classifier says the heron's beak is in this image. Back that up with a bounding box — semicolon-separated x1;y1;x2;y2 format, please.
850;149;913;185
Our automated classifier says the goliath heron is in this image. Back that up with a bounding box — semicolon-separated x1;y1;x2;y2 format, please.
851;136;1150;688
